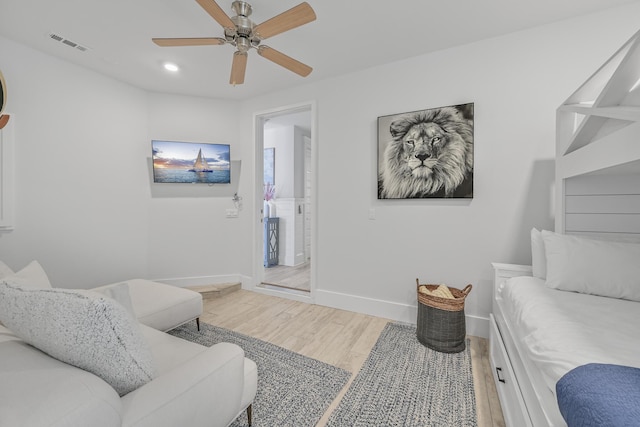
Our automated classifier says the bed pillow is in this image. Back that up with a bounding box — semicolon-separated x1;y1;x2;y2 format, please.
0;281;155;395
531;228;546;279
542;231;640;302
3;260;52;289
0;261;13;279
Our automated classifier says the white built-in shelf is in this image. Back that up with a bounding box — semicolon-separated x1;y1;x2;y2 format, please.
559;104;640;121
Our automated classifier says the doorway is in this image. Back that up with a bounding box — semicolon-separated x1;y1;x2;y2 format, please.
255;103;314;297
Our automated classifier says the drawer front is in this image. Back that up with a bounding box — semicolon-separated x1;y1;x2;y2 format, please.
489;315;533;427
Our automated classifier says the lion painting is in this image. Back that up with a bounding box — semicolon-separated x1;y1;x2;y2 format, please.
378;104;473;199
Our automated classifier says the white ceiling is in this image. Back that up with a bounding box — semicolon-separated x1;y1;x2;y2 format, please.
1;0;639;101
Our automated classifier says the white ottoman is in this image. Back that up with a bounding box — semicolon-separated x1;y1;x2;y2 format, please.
94;279;203;332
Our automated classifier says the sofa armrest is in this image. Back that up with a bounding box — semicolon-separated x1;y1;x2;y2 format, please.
121;342;246;427
93;279;203;332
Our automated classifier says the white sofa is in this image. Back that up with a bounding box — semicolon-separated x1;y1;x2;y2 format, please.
0;261;258;427
93;278;204;332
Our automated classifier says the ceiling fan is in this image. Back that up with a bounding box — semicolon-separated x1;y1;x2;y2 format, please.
153;0;316;85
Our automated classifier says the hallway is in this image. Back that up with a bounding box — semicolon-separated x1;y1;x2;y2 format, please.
263;262;310;292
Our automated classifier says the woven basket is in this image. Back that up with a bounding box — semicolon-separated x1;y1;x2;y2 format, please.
417;281;472;312
416;279;472;353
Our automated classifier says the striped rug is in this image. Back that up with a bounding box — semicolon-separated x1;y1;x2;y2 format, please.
326;322;477;427
169;322;350;427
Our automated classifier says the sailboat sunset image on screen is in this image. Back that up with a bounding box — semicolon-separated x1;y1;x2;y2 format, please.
152;140;231;184
190;148;213;173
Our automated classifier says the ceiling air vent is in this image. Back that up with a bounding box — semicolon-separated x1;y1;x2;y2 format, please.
48;33;91;53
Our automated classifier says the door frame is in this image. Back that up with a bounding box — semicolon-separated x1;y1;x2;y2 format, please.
252;101;317;303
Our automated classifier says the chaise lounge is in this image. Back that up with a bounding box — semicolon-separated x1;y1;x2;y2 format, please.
0;260;257;427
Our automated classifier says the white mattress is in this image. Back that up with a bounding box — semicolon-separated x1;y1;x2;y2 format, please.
498;276;640;393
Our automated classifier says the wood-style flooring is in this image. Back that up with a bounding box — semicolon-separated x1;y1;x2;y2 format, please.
200;289;505;427
262;261;311;292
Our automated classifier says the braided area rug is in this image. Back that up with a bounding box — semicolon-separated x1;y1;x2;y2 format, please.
168;322;350;427
326;323;477;427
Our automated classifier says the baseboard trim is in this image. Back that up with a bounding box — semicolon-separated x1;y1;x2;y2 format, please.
157;276;490;338
252;285;314;303
315;289;489;339
155;274;243;288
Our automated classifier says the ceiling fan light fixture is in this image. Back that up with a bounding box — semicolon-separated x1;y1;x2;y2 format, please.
236;37;251;52
163;62;180;72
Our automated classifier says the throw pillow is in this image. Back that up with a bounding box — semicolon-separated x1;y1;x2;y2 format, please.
530;228;546;280
3;260;52;289
0;281;155;395
0;260;13;279
543;231;640;302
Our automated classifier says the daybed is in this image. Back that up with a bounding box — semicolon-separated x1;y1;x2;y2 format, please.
490;230;640;427
0;261;257;427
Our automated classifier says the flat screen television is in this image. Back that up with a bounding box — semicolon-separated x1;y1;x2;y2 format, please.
152;140;231;184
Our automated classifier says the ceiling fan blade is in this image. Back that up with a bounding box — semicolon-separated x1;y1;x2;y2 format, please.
253;2;316;40
230;51;248;85
195;0;235;30
152;37;226;47
258;46;312;77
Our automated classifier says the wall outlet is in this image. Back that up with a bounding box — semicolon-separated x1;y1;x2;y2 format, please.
225;209;239;218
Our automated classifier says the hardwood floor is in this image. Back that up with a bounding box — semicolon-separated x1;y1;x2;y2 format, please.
200;289;505;427
262;261;311;291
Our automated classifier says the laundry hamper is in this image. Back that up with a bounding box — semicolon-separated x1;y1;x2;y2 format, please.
416;279;472;353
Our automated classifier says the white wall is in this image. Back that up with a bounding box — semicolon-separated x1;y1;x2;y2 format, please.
146;92;248;285
0;37;246;288
264;126;295;198
240;3;640;336
0;36;149;288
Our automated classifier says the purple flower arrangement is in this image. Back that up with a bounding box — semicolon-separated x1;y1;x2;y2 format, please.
264;183;275;201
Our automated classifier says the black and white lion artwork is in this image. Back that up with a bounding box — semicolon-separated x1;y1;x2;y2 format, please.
378;103;474;199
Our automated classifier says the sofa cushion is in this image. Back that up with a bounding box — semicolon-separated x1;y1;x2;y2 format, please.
0;281;156;396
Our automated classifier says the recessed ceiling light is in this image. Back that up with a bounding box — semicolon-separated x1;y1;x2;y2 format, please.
163;63;179;72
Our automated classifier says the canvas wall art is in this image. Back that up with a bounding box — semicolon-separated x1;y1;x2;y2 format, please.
377;103;474;199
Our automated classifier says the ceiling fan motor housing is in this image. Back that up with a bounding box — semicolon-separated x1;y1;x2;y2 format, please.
231;1;252;17
230;1;260;52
